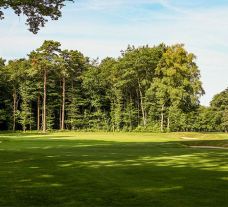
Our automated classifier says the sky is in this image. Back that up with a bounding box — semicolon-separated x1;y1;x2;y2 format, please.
0;0;228;106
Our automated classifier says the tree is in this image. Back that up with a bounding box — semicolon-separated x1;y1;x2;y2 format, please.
19;77;35;132
0;42;219;133
0;0;74;33
57;49;87;130
97;57;119;131
56;50;69;130
82;59;109;130
150;44;204;132
211;88;228;110
0;58;8;130
29;40;61;132
210;88;228;132
221;110;228;132
117;45;165;128
5;59;27;131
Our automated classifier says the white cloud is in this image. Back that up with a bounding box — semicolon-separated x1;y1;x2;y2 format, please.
0;0;228;105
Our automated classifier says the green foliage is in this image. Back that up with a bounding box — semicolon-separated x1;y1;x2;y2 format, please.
134;123;160;132
210;88;228;132
148;44;204;132
122;99;138;131
0;0;74;33
0;41;226;132
0;58;7;127
18;79;35;131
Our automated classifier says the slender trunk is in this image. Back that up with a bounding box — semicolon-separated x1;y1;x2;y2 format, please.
71;80;74;130
37;92;40;131
12;90;17;131
23;124;26;132
129;96;132;131
59;81;62;129
30;103;32;131
161;104;164;132
111;99;115;132
138;80;146;126
40;106;43;131
136;90;140;126
167;116;170;132
61;77;66;130
43;69;47;133
59;106;62;129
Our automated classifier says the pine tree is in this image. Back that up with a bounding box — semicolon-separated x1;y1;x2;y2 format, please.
29;40;61;132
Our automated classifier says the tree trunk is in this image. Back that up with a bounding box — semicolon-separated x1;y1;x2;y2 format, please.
30;103;32;131
71;80;74;130
59;106;62;129
138;80;146;126
59;81;62;129
12;90;17;131
23;124;26;133
61;77;66;130
136;90;140;126
167;116;170;132
160;104;164;132
37;92;40;131
129;96;132;131
42;69;47;133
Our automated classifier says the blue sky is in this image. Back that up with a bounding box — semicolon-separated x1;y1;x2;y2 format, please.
0;0;228;106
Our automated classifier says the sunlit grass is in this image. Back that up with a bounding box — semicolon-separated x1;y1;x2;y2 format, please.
1;131;228;142
0;132;227;206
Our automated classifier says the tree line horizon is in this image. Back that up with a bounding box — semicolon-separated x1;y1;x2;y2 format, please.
0;40;227;132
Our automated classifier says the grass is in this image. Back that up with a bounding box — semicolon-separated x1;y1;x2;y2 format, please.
0;132;227;207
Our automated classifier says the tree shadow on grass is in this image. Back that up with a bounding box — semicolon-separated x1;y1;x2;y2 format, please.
0;139;227;207
0;133;75;144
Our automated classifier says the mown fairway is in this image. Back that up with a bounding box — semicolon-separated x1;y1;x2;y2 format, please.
0;132;227;207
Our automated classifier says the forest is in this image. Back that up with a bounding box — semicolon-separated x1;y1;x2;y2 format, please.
0;40;227;132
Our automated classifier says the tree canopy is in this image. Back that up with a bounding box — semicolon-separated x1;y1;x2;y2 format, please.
0;0;74;33
0;41;227;132
0;2;226;133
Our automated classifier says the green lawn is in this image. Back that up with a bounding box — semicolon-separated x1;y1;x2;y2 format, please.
0;132;227;207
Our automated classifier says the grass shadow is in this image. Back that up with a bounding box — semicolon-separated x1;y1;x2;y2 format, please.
0;138;227;207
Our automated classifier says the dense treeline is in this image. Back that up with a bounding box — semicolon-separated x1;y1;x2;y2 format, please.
0;41;227;132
